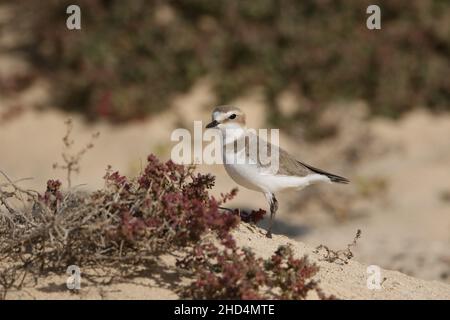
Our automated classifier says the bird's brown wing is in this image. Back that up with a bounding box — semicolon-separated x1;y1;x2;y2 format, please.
246;133;349;183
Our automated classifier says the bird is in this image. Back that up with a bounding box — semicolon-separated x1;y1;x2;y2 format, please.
205;105;349;238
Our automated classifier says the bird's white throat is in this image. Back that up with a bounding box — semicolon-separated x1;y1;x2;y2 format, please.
219;124;247;146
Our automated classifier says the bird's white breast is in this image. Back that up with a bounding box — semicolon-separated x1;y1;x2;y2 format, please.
223;147;264;192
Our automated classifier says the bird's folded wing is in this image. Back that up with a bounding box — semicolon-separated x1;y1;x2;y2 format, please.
243;133;311;177
247;133;348;183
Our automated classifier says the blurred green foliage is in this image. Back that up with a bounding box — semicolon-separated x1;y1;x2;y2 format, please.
15;0;450;125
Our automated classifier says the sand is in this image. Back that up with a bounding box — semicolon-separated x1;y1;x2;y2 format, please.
4;224;450;300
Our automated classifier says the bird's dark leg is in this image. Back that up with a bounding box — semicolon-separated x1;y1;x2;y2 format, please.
265;193;278;238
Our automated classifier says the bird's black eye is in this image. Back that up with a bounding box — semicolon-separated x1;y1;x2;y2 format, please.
229;114;237;119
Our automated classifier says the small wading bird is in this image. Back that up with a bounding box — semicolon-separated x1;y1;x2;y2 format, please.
206;105;349;238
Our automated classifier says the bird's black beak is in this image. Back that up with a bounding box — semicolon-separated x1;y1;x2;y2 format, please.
205;120;219;128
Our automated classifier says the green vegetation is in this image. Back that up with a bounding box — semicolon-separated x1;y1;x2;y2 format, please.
14;1;450;128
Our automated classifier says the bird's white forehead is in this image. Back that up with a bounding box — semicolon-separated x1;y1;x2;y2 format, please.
212;111;221;120
212;110;233;121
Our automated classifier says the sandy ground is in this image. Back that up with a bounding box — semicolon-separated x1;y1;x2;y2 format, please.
4;224;450;300
288;110;450;283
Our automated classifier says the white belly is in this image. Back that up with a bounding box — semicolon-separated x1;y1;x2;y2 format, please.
224;162;264;192
223;149;330;194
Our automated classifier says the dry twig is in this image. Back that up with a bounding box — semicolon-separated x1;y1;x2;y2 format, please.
314;229;362;265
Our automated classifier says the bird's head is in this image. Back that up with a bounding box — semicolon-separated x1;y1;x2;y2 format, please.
205;105;246;132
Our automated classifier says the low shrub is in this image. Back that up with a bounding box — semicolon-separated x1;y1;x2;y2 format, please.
0;154;330;300
178;241;332;299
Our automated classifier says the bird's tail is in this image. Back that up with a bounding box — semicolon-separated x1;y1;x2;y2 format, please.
298;161;349;184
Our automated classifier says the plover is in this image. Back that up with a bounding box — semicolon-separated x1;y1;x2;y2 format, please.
206;105;349;238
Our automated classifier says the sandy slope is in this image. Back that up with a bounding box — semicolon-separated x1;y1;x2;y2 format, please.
5;224;450;300
232;225;450;300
